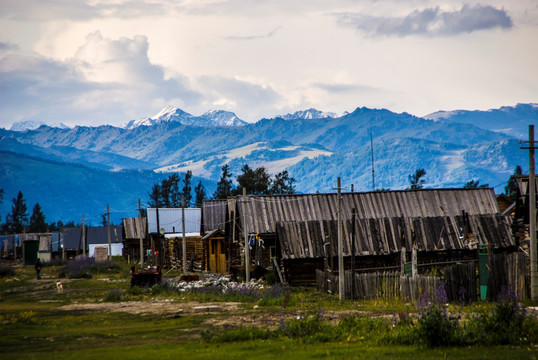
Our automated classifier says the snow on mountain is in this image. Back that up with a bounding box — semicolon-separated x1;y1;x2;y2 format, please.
124;106;246;129
9;121;68;131
154;142;333;178
279;108;345;120
124;106;193;129
201;110;247;126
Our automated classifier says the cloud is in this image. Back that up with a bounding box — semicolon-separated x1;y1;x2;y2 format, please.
311;82;380;94
337;4;513;37
0;0;171;21
196;75;282;121
224;26;282;41
0;32;203;127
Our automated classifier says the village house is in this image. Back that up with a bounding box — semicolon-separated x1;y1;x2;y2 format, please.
203;188;517;288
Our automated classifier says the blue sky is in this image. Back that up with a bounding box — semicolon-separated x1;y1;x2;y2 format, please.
0;0;536;128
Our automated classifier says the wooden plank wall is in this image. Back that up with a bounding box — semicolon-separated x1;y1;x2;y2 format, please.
487;252;527;300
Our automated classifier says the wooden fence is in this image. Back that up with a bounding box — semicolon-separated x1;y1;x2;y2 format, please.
487;252;527;300
315;252;528;302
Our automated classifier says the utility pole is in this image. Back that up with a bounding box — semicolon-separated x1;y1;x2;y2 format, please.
351;208;356;299
81;214;86;257
138;199;144;267
107;204;111;261
243;187;250;282
521;125;538;300
181;196;187;273
337;177;344;300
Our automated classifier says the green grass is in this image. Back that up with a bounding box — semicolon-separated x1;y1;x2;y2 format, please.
1;260;537;359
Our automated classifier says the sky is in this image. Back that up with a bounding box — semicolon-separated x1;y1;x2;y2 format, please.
0;0;537;128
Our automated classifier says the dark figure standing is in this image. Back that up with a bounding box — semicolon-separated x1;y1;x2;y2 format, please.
35;258;42;280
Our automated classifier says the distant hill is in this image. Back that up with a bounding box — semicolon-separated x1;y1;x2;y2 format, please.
0;151;212;224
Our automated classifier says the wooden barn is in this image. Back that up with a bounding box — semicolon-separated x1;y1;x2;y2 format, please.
220;188;516;285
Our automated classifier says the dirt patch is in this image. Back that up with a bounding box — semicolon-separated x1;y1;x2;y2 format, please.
59;300;242;316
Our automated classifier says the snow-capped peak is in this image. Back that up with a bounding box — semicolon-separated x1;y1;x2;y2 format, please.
279;108;341;120
201;110;247;126
123;106;246;129
9;121;68;131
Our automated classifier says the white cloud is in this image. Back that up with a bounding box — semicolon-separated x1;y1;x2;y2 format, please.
337;4;513;37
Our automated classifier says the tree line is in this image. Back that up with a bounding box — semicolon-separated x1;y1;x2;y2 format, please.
148;164;297;208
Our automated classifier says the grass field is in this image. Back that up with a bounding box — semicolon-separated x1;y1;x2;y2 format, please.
1;259;536;360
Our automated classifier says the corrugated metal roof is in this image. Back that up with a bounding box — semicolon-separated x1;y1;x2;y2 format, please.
233;189;500;234
86;226;123;245
122;217;147;239
277;214;514;259
63;227;82;250
202;200;227;232
147;208;201;234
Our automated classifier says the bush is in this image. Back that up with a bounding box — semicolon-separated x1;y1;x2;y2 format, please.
464;287;536;345
415;285;459;347
104;289;124;302
417;303;459;347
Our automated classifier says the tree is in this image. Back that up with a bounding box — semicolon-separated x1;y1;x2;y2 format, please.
408;168;427;190
148;183;164;208
271;171;296;195
0;189;4;204
463;180;489;189
162;174;181;207
234;165;272;195
147;174;181;208
5;191;28;234
213;164;234;200
194;181;206;208
182;171;193;207
505;165;522;201
29;203;47;233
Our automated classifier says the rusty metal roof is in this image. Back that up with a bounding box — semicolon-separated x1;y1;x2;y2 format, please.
232;188;500;235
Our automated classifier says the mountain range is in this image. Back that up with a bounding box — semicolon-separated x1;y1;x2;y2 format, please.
0;103;536;224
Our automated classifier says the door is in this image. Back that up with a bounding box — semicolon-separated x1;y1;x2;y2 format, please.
209;238;227;273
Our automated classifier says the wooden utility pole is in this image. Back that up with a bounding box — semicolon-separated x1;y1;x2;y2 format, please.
243;188;250;282
528;126;537;300
337;177;344;300
521;125;538;300
107;204;111;261
351;208;356;299
81;215;86;257
138;199;144;267
182;195;187;273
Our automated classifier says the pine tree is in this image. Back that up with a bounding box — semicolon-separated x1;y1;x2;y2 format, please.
271;171;296;195
194;181;206;208
182;171;193;207
505;165;522;201
213;164;234;200
5;191;28;234
234;165;272;195
463;180;489;189
29;203;47;233
408;169;427;190
148;183;163;208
